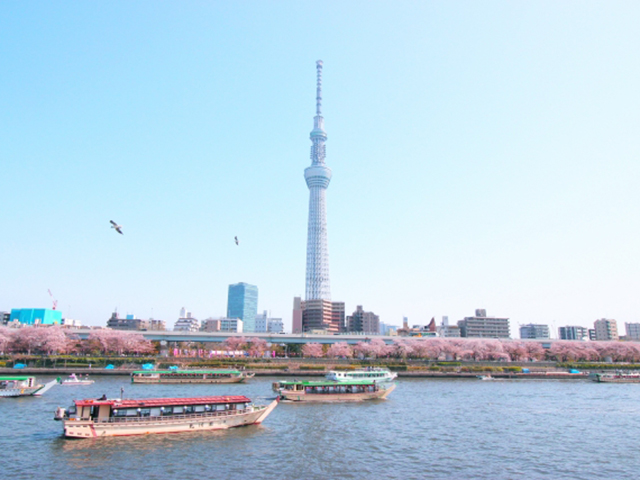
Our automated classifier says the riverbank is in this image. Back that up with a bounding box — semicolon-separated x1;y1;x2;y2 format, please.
0;367;591;379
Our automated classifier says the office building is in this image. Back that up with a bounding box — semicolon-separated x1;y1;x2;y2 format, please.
625;323;640;341
107;312;166;331
558;326;589;341
520;324;550;340
10;308;62;326
227;282;258;333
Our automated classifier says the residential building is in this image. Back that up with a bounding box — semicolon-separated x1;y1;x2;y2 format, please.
174;313;200;332
61;318;82;328
1;312;10;325
292;297;303;334
625;323;640;341
558;326;589;341
379;322;397;336
346;305;380;335
437;316;461;337
220;317;243;333
107;312;166;331
457;309;510;338
332;302;345;332
520;324;550;340
200;318;221;332
227;282;258;333
594;318;618;341
10;308;62;326
267;317;284;334
254;311;268;333
588;329;596;341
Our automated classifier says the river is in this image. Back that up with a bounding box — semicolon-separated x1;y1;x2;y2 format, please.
1;375;638;479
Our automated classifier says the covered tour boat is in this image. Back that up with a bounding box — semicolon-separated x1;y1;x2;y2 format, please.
0;376;58;397
273;379;396;402
131;369;255;384
591;372;640;383
54;394;278;438
325;367;397;383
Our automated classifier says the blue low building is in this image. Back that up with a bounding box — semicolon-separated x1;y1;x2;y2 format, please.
10;308;62;325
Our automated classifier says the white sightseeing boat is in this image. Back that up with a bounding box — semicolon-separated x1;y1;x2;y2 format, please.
54;394;278;438
131;369;255;384
60;374;95;386
325;367;397;383
0;376;58;397
273;379;396;402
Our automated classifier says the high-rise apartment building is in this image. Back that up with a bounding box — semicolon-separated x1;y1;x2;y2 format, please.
520;324;550;340
594;318;618;341
558;326;589;341
227;282;258;333
458;309;510;338
346;305;380;334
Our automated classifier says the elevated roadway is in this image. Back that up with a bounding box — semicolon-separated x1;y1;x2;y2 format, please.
70;329;397;345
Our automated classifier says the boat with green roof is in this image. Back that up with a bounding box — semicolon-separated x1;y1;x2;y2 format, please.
0;376;58;397
131;369;254;384
272;379;396;402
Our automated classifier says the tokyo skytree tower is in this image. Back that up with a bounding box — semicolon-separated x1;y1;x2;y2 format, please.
304;60;332;301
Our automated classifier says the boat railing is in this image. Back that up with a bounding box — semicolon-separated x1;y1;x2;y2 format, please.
87;406;265;424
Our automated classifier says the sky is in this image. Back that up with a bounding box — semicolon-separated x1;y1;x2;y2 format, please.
1;1;639;336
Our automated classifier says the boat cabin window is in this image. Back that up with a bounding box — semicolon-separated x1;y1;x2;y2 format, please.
194;406;206;413
140;408;151;417
150;408;161;416
185;406;195;414
173;406;184;414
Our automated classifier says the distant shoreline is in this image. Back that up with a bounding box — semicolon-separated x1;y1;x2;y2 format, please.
0;367;592;380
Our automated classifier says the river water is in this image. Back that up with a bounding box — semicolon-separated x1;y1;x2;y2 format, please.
1;375;638;480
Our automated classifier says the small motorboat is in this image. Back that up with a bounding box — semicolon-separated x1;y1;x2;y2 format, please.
477;375;494;381
60;374;95;386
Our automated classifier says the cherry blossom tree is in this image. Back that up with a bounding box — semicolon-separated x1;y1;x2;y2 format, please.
247;338;268;357
0;326;14;354
392;339;414;359
327;342;353;359
223;336;248;353
302;342;324;358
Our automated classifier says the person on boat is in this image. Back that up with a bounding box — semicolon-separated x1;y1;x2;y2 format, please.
98;394;107;400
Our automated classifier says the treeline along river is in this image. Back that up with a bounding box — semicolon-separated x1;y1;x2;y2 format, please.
1;375;639;480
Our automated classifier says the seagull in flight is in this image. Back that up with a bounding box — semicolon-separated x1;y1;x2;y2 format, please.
110;220;124;235
234;236;239;245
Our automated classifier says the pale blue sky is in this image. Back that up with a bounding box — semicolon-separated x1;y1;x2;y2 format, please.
1;2;639;335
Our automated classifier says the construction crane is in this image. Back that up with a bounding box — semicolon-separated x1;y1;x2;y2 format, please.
48;289;58;310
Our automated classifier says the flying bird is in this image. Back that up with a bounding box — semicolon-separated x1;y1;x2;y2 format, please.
110;220;123;235
234;236;239;245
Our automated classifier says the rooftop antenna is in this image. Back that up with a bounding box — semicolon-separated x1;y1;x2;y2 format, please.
316;60;323;116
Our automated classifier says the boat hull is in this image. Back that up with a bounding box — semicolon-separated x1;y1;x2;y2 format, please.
61;400;278;438
131;375;250;384
279;383;396;402
593;375;640;383
0;386;43;397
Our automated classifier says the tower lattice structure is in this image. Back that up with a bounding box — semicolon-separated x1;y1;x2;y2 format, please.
304;60;332;301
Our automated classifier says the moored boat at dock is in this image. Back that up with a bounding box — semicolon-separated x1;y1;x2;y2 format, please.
54;394;278;438
325;367;397;383
131;369;255;384
60;373;95;386
273;379;396;402
591;372;640;383
0;376;58;397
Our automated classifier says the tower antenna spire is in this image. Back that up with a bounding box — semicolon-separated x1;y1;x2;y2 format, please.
316;60;323;116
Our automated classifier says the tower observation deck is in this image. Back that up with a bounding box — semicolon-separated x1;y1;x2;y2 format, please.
304;60;332;301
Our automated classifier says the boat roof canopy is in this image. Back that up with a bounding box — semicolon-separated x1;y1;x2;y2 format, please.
131;370;241;375
0;376;33;381
277;380;380;387
74;395;252;408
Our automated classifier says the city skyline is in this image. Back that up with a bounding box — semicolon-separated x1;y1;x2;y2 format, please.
2;2;639;332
